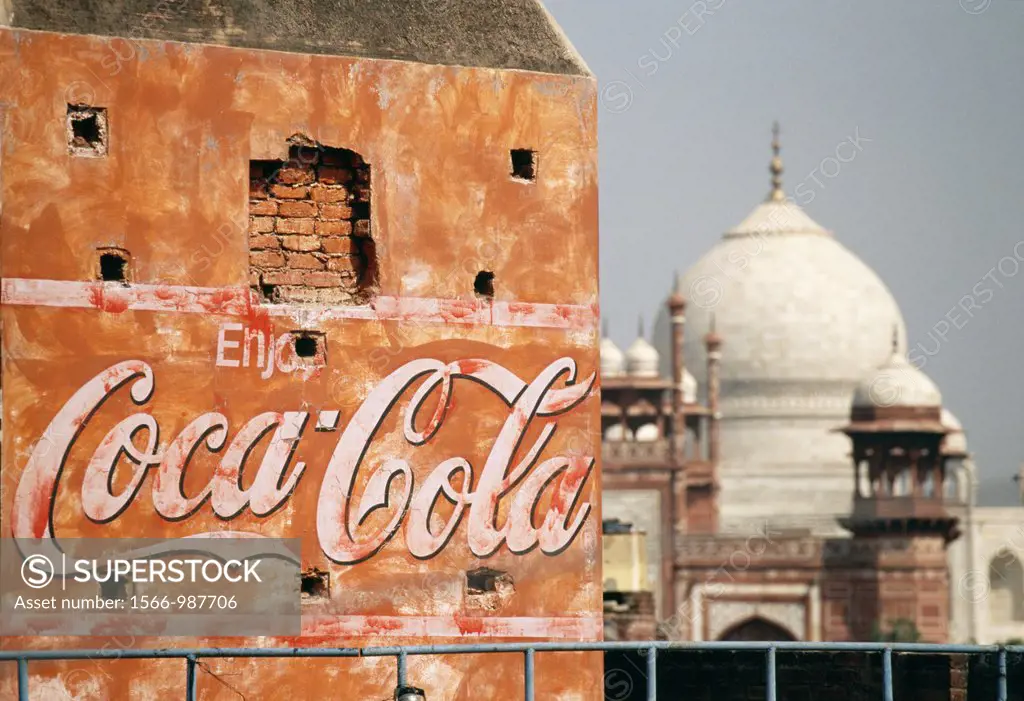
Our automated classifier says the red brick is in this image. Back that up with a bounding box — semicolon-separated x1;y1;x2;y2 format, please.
310;186;350;203
249;163;267;178
321;237;357;254
249;234;280;250
280;235;320;252
278;201;317;218
249;179;269;199
275;165;315;185
261;270;306;285
249;271;261;286
271;184;309;199
250;251;285;268
354;219;371;237
316;220;353;235
302;271;344;288
249;200;278;216
317;166;353;185
320;203;353;220
351;185;371;201
250;217;274;234
276;218;315;235
285;252;325;270
327;255;361;273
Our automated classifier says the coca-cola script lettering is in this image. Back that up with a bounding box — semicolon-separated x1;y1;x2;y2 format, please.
13;357;597;565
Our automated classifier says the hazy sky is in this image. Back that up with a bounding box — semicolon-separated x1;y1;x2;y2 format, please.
544;0;1024;505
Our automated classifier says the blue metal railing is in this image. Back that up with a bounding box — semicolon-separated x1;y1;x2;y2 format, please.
1;640;1020;700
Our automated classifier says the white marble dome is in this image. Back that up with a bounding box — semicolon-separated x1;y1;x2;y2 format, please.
635;423;661;442
853;348;942;409
625;335;660;378
600;336;625;377
654;198;906;392
651;189;908;534
604;424;634;441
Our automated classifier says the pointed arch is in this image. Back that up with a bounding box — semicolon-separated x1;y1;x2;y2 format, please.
719;616;798;642
989;550;1024;623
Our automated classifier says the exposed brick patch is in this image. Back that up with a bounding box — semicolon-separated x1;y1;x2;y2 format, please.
281;235;320;252
311;186;350;203
278;201;317;218
321;237;357;254
316;220;353;236
320;203;353;220
249;234;280;250
303;271;344;287
251;251;286;268
318;166;353;185
270;184;309;199
249;137;374;305
285;252;324;270
276;218;315;235
249;200;278;216
250;217;274;234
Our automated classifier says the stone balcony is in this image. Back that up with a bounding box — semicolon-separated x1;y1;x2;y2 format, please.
602;439;671;466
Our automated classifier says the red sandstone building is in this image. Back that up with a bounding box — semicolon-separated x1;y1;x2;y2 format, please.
0;1;602;698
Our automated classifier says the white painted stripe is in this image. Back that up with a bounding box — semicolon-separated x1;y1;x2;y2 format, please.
0;278;598;332
300;614;603;640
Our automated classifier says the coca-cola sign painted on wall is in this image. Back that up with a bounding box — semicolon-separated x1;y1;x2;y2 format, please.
13;352;597;564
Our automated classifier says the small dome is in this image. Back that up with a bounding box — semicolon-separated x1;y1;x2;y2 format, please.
635;424;660;442
600;336;625;377
626;336;660;378
852;347;942;410
942;408;968;455
682;368;698;403
604;424;634;441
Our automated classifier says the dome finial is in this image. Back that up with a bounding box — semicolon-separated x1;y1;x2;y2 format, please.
891;323;899;354
602;318;609;339
637;314;645;339
768;121;785;202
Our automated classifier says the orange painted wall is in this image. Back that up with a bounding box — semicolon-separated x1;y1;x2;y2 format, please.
0;27;601;699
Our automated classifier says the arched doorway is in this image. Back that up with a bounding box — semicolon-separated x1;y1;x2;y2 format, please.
719;617;798;642
989;551;1024;622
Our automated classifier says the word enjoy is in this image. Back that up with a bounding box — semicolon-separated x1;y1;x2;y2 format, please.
215;323;314;379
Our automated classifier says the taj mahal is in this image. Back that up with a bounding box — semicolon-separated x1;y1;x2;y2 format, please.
600;126;1024;645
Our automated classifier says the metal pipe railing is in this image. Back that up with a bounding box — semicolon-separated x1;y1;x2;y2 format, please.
2;640;1019;700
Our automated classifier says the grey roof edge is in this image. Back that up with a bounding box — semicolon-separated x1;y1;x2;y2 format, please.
533;0;592;77
0;0;591;77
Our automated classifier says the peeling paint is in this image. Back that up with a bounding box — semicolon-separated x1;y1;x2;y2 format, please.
0;25;601;701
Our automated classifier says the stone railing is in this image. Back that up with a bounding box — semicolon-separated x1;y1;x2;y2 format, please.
602;439;670;465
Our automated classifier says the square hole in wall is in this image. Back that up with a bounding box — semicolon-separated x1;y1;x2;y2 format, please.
301;567;330;601
510;149;536;181
67;105;108;157
474;270;495;299
99;576;130;601
290;331;327;366
96;247;131;284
